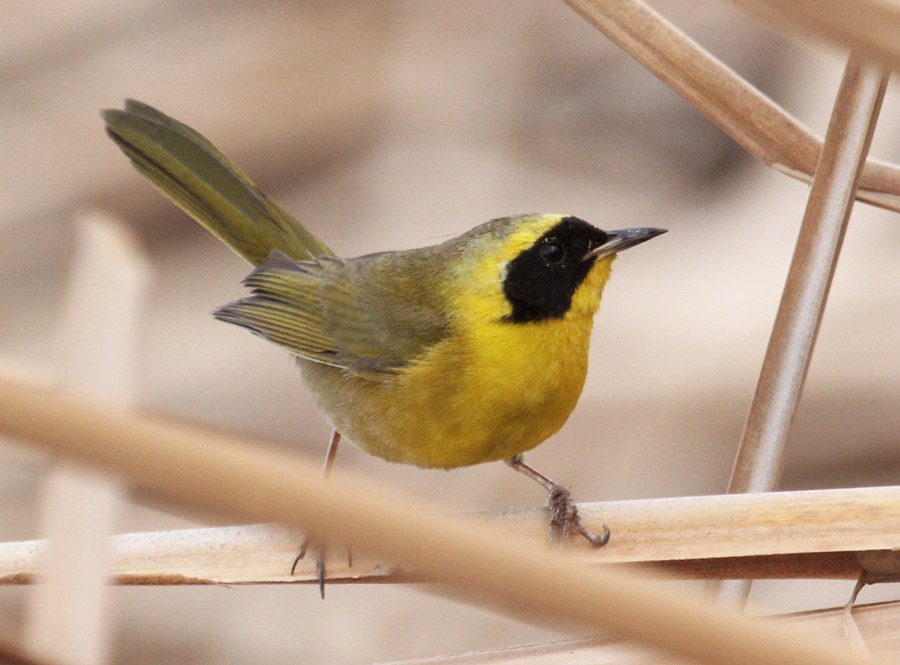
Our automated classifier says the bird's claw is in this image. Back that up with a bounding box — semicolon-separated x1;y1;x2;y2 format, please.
291;538;353;599
546;484;610;547
291;538;327;598
290;539;308;575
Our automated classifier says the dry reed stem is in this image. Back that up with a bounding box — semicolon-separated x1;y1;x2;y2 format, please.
727;54;888;500
0;376;890;665
0;486;897;585
372;601;900;664
716;52;889;606
25;213;151;665
736;0;900;69
562;0;900;212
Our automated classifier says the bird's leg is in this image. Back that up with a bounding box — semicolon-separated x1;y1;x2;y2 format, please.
292;429;341;597
505;454;610;547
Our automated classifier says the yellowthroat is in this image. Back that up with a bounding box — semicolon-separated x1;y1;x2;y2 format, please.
103;100;665;589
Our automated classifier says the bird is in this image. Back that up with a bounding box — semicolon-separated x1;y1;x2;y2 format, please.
102;99;666;595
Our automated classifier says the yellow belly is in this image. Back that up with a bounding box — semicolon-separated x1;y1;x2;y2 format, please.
300;312;594;469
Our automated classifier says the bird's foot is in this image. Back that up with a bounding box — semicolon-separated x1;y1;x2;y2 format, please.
291;538;328;598
291;539;352;599
546;484;610;547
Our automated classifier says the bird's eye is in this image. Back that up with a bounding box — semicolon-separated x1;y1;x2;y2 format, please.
539;242;566;265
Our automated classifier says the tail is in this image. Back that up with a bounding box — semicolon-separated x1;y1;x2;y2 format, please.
102;99;334;266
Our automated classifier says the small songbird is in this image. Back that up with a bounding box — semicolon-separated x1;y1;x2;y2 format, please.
103;100;665;595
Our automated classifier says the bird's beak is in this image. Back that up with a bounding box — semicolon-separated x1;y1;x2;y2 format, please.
583;227;667;261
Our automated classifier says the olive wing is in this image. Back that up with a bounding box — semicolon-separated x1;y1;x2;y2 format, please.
214;250;450;378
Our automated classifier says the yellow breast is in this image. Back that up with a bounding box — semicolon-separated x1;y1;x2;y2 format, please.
354;254;613;469
402;314;594;468
299;225;616;470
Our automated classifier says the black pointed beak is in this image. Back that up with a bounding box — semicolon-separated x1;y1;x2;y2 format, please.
584;227;667;261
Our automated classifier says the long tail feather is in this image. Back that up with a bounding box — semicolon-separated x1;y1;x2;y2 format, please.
102;99;333;265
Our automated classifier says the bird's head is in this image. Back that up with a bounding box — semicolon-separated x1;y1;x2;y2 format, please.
451;214;665;324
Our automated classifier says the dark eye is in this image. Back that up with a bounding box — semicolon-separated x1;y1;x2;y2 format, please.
539;242;566;265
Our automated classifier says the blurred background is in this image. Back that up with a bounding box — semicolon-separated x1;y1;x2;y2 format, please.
1;1;899;663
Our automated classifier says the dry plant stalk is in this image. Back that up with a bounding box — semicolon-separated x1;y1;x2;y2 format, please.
736;0;900;67
25;213;150;665
372;601;900;664
563;0;900;212
0;376;891;665
716;51;889;606
0;486;897;585
727;54;888;496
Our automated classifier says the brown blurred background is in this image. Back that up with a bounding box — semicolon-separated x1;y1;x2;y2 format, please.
1;1;898;663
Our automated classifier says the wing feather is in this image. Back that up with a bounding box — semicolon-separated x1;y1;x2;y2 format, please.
214;250;450;378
